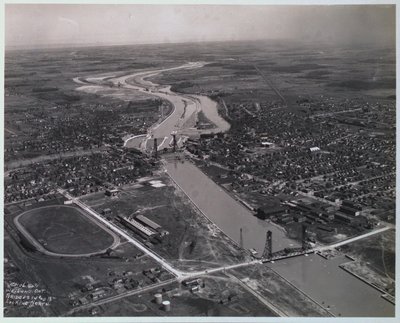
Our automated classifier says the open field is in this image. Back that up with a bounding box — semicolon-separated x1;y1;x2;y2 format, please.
341;229;395;277
80;175;249;272
4;200;167;317
229;263;331;317
339;229;395;294
15;205;117;255
4;39;396;317
150;42;395;102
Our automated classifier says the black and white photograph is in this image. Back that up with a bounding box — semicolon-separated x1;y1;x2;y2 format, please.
2;2;396;319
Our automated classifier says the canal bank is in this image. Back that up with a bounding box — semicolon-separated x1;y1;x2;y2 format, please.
164;158;300;255
76;62;395;318
268;253;394;317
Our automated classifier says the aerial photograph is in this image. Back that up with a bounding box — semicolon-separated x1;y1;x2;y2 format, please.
3;3;396;320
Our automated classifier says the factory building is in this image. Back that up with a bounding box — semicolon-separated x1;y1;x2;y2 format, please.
118;215;156;238
182;278;202;288
340;200;362;216
334;212;355;223
135;214;162;232
256;205;286;220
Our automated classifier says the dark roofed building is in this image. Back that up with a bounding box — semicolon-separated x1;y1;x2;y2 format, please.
256;205;286;220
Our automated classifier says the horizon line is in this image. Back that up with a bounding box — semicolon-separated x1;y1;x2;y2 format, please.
5;37;394;52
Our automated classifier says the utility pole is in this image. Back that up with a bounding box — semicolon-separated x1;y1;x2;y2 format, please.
172;132;177;152
302;224;308;250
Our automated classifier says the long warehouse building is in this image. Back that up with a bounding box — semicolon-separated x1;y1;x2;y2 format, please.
118;216;156;238
136;214;162;232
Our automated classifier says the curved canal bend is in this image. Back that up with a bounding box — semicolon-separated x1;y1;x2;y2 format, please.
74;63;394;316
75;62;299;254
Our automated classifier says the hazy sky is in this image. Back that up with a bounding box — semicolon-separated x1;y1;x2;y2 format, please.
5;4;396;48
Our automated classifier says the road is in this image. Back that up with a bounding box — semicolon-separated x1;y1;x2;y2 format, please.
315;224;394;251
312;107;363;118
64;278;177;316
55;187;395;318
70;63;395;315
58;188;185;278
57;189;267;279
60;187;394;272
253;64;287;106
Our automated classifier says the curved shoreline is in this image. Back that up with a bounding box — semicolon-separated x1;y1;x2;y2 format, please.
73;61;230;151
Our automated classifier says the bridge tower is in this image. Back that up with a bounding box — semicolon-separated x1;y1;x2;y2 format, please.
153;138;158;158
262;230;272;259
239;228;243;249
302;224;308;250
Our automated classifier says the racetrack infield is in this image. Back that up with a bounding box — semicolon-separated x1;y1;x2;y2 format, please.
14;205;119;256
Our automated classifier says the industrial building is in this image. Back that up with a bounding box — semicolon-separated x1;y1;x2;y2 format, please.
182;278;202;288
118;215;156;238
256;205;286;220
105;188;119;197
334;212;355;223
340;200;362;216
135;214;162;232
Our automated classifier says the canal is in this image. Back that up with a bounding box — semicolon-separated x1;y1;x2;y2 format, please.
269;254;394;317
165;158;394;317
78;62;394;317
165;158;300;254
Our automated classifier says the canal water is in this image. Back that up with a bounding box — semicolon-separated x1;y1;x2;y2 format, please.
165;158;395;317
269;254;394;317
165;158;300;254
78;63;394;317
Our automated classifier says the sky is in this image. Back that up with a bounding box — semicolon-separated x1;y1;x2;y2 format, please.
5;4;396;49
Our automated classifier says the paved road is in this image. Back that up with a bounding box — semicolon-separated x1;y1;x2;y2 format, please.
315;224;394;251
64;278;177;316
58;189;185;278
56;188;395;317
312;107;363;118
70;65;397;312
65;189;395;274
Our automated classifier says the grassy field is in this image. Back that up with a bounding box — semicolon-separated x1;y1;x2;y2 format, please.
4;40;396;317
17;205;115;255
230;264;332;317
81;175;249;271
4;232;161;316
4;200;162;317
150;42;395;102
340;229;395;280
